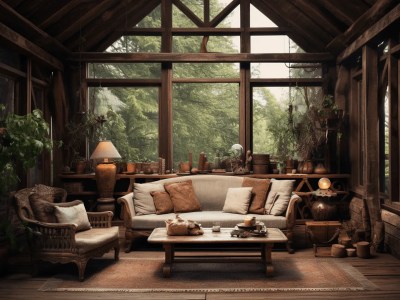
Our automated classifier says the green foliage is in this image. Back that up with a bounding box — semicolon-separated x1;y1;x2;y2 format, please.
0;105;55;194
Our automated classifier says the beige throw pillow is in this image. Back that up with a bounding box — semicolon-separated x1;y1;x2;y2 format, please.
133;183;165;215
242;177;271;214
151;191;174;214
54;202;91;231
222;187;253;214
164;180;201;213
265;179;295;215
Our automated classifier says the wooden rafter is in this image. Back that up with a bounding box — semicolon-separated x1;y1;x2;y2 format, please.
209;0;239;28
292;0;342;38
318;0;357;27
91;0;160;52
0;0;70;56
71;52;334;63
337;3;400;63
38;0;82;29
55;0;116;43
252;0;326;52
172;0;204;28
0;22;63;70
327;0;397;54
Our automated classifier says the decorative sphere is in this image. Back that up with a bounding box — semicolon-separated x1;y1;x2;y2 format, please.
191;168;198;174
318;177;331;190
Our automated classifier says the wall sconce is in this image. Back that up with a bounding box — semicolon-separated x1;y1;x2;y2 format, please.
90;140;121;212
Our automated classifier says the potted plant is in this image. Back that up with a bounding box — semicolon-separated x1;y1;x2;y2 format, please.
0;104;58;257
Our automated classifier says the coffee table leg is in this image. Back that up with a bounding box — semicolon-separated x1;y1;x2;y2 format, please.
163;243;174;277
262;243;274;276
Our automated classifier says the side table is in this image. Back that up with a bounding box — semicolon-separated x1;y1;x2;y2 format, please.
305;221;341;257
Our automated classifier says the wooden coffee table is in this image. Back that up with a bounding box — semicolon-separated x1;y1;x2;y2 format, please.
148;227;287;277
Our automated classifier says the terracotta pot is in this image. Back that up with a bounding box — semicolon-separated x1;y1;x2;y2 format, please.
314;162;328;174
301;160;314;174
126;162;136;173
75;160;87;174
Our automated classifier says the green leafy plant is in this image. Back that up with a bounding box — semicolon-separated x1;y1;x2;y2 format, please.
0;105;57;194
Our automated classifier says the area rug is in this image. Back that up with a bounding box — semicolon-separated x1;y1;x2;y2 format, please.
39;257;379;293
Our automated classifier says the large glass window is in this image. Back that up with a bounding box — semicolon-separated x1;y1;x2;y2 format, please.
172;83;239;169
88;87;159;162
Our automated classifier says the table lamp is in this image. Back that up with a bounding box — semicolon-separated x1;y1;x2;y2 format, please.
90;140;121;212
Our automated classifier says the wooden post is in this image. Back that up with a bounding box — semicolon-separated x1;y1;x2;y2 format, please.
362;45;384;251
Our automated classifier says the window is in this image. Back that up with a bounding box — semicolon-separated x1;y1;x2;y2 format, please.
172;82;239;169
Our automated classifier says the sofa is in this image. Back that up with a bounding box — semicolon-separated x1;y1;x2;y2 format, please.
118;175;301;253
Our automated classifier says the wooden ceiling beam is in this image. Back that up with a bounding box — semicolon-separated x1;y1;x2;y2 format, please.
55;0;116;43
38;0;81;29
252;0;326;52
327;0;397;54
337;4;400;63
87;0;160;52
0;22;63;70
318;0;356;27
209;0;239;28
71;52;334;63
0;1;70;56
172;0;204;28
292;0;342;38
64;0;140;51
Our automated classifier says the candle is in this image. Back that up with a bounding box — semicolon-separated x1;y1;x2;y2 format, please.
244;216;254;227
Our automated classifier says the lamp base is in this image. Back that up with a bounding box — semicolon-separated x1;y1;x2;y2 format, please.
97;197;115;213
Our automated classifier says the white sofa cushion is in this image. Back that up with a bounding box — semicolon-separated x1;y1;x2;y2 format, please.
265;179;295;215
133;183;165;215
222;187;253;214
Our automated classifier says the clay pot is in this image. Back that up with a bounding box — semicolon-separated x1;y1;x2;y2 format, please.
126;162;136;173
311;197;337;221
314;162;328;174
75;160;87;174
300;160;314;174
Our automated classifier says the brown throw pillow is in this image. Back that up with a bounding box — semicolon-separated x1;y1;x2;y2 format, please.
29;193;57;223
242;177;271;214
151;191;174;214
29;193;83;223
164;180;201;213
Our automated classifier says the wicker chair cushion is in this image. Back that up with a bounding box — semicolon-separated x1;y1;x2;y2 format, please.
75;227;119;254
29;194;81;223
54;203;91;231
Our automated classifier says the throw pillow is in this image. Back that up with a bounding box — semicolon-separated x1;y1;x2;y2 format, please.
164;180;201;213
151;191;174;214
222;187;253;214
29;193;81;223
265;179;295;215
29;193;57;223
54;202;91;231
242;177;271;214
133;183;165;215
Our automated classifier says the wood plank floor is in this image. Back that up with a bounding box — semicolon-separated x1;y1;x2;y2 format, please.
1;241;400;300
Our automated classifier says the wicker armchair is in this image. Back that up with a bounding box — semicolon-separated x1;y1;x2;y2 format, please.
14;184;120;281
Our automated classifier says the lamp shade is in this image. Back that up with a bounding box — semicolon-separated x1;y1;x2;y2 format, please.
90;140;121;162
318;177;331;190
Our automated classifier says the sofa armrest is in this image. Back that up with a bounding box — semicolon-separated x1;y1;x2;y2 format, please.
117;193;135;228
285;193;302;229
